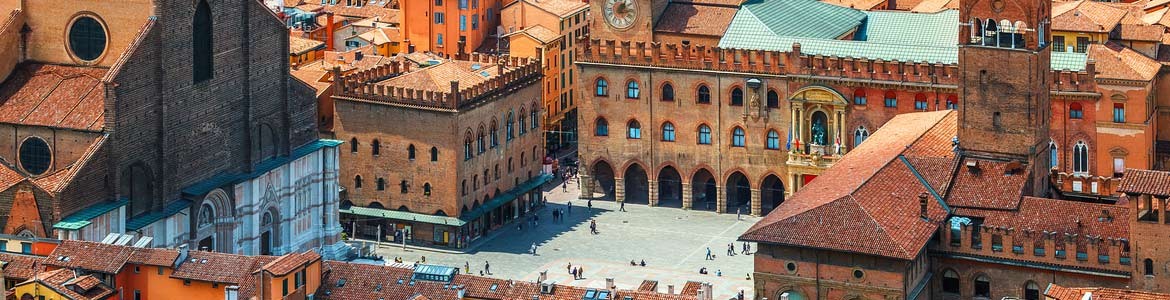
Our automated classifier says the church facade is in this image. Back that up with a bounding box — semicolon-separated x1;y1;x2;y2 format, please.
0;0;346;259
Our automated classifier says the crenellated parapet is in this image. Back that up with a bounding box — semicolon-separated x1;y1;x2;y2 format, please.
332;53;542;111
1050;168;1120;198
939;215;1131;274
580;38;1099;93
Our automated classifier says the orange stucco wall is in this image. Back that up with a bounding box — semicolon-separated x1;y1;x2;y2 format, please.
121;265;225;300
402;0;499;55
20;0;154;66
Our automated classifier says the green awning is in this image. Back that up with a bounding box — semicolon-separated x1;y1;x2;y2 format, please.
341;206;467;227
460;174;552;222
53;199;128;230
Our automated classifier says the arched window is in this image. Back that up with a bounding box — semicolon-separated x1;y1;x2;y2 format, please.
407;144;415;160
477;127;486;153
193;0;213;82
998;19;1013;48
530;105;539;129
1024;281;1040;300
778;290;805;300
853;88;867;105
462;180;467;196
595;118;609;136
883;91;897;107
946;95;958;110
1145;258;1155;276
697;85;711;104
662;122;676;141
1069;102;1084;119
766;90;779;108
627;120;642;139
520;153;526;167
942;269;960;294
350;137;359;153
533;146;539;162
372;139;382;156
766;130;780;150
595;78;609;96
698;125;712;145
473;175;479;190
1013;21;1027;48
354;175;363;189
508;158;514;173
661;83;675;101
430;147;439;161
1049;140;1058;169
1074;141;1088;174
463;133;473;160
732;127;746;147
974;275;991;298
854;126;869;147
984;19;998;47
424;183;432;196
970;18;983;44
376;178;386;190
626;80;640;99
518;109;528;135
400;180;409;193
490;120;499;147
494;164;500;179
507;112;515;140
730;87;744;106
198;204;214;228
914;93;928;110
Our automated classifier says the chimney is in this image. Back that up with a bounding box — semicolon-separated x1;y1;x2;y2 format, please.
918;192;929;220
175;244;189;268
696;286;707;300
605;278;614;290
538;271;547;283
702;283;713;300
450;80;460;95
1086;59;1096;78
325;13;336;51
667;285;674;294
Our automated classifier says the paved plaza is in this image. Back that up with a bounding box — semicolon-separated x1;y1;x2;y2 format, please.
373;180;760;300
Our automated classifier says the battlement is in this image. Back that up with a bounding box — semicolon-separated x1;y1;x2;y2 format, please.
939;215;1131;274
333;53;542;110
580;38;1097;93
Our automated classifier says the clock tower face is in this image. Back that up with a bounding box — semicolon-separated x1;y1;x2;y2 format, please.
603;0;638;30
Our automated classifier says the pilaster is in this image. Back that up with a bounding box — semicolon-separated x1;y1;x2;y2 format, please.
682;182;693;209
716;185;727;214
580;174;593;198
615;177;626;203
750;188;762;216
648;180;659;207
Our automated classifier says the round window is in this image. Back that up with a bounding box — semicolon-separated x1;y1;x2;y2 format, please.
786;262;797;272
19;137;51;175
853;269;865;279
68;16;107;61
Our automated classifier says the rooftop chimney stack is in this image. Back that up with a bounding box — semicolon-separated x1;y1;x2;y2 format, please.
176;244;189;268
667;285;674;294
605;278;614;290
918;192;929;220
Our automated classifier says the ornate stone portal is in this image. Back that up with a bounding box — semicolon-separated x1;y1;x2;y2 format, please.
786;86;849;192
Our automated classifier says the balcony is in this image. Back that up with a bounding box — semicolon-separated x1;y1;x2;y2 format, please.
1050;170;1120;198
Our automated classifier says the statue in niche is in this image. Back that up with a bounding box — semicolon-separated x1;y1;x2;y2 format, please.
810;111;829;146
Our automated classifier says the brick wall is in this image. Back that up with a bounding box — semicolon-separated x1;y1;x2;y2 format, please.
20;0;154;67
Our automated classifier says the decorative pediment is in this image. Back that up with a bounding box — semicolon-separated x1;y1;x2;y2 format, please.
1109;147;1128;157
1110;93;1127;102
789;86;848;106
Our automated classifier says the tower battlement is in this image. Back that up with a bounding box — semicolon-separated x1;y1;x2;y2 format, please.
333;54;542;111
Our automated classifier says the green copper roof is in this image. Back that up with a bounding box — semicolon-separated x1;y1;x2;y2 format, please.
739;0;867;40
127;199;192;231
341;206;467;227
719;7;1089;71
53;199;128;230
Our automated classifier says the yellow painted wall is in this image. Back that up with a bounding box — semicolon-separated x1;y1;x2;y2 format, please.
21;0;154;66
1051;31;1106;52
14;282;70;300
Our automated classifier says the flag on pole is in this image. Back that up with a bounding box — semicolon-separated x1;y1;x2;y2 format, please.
786;130;792;150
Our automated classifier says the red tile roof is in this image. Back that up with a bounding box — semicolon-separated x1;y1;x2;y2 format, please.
944;158;1028;210
1053;0;1128;33
43;240;134;274
637;280;658;292
259;250;321;276
679;281;702;296
171;251;277;284
126;247;179;267
954;197;1129;240
1117;23;1165;42
0;64;107;131
1118;168;1170;197
653;3;738;37
741;110;955;260
0;163;25;192
378;60;509;93
322;5;400;23
33;135;106;196
0;252;46;281
512;0;588;17
1088;43;1161;81
1045;283;1170;300
17;268;115;300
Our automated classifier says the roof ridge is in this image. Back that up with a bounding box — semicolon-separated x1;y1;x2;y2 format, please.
842;194;915;258
56;75;103;128
18;72;63;123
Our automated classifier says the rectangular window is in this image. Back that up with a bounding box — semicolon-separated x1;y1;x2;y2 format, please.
1113;103;1125;123
1053;36;1066;52
1075;37;1090;53
20;242;30;254
435;0;442;5
472;0;478;8
459;0;467;9
283;278;289;295
134;290;141;300
914;100;927;110
434;12;444;24
884;97;896;108
460;15;467;31
158;267;164;275
437;33;444;45
854;96;867;105
472;14;479;29
1114;157;1125;177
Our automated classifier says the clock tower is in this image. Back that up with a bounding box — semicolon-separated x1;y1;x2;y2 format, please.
589;0;668;43
956;0;1052;196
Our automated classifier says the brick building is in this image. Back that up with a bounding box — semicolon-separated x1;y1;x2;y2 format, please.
0;0;346;259
330;54;547;248
500;0;588;149
575;0;1167;217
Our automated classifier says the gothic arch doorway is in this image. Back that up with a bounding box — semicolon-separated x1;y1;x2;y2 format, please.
726;172;751;213
623;163;649;204
760;175;785;215
692;169;717;211
259;208;281;256
590;161;616;200
657;166;682;208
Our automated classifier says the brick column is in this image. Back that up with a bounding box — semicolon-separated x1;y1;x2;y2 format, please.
716;184;727;214
648;180;659;207
682;182;693;209
580;175;593;198
615;177;625;203
750;188;762;216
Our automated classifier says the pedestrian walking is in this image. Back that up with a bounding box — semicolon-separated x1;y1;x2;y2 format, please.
620;201;626;212
571;267;578;279
485;261;491;275
727;243;734;257
579;266;584;279
563;181;568;192
567;201;573;215
531;242;538;255
742;242;749;254
590;219;598;234
736;207;741;220
567;262;572;274
706;247;713;260
587;199;593;212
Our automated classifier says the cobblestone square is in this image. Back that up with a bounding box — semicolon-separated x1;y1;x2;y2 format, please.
374;182;759;300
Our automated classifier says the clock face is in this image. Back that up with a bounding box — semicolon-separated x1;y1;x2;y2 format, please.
603;0;638;29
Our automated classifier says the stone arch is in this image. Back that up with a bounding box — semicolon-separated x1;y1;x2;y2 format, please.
256;123;280;161
725;171;751;213
623;162;650;204
722;167;755;188
196;188;233;252
788;85;849;105
657;165;683;208
259;207;281;255
760;173;785;215
589;159;616;200
691;167;717;211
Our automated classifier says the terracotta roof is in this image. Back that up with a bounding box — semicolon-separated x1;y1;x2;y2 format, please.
1118;23;1166;41
356;27;401;45
512;24;560;44
653;3;738;36
0;252;45;281
944;158;1028;210
1052;0;1127;33
291;60;335;97
290;35;326;55
954;197;1129;241
1045;283;1170;300
909;0;958;12
0;64;107;131
126;247;179;267
1119;168;1170;197
0;163;25;191
378;60;508;93
171;251;277;284
679;281;702;296
637;280;658;292
322;5;400;23
1088;43;1160;81
259;250;321;276
43;240;134;274
518;0;587;17
17;269;115;300
821;0;887;10
33;135;106;196
741;111;955;260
